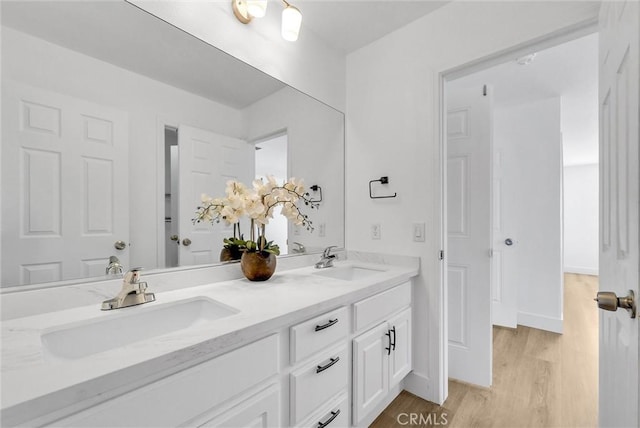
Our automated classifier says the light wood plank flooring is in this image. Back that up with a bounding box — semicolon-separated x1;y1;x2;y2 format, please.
371;274;598;428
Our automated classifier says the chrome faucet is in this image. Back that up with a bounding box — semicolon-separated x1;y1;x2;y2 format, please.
105;256;124;276
315;246;338;269
292;242;306;254
101;268;155;310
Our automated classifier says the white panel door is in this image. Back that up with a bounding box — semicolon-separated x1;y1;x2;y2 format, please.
446;83;492;387
598;1;639;426
491;148;517;328
352;322;389;425
178;125;253;266
388;308;412;388
1;81;128;286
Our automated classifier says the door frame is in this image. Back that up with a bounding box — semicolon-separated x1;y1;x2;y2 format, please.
437;17;598;400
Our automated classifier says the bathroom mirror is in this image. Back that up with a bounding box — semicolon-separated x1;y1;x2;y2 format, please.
0;1;345;288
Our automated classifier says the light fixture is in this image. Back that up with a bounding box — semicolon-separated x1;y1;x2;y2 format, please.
231;0;302;42
281;0;302;42
247;0;268;18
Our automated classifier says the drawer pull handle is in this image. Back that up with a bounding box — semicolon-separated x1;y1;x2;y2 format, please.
317;409;341;428
316;356;340;374
315;318;339;331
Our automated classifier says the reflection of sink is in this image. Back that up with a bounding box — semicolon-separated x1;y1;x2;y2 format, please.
41;297;239;360
314;265;386;281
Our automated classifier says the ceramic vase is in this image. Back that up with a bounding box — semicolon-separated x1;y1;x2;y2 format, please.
240;251;277;281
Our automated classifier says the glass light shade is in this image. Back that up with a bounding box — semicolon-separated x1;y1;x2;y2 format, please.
281;5;302;41
246;0;268;18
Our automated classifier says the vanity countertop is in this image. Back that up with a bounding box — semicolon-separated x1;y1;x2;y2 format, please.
1;256;418;425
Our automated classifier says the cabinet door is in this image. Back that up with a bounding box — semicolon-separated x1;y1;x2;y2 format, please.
388;308;412;388
196;384;280;428
352;322;389;425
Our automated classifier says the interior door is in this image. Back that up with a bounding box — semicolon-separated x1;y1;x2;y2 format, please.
178;125;253;266
1;81;129;286
597;1;639;426
446;82;492;387
490;148;517;328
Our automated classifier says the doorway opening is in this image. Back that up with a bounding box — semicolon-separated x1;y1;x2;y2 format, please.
254;132;289;254
443;31;599;421
164;126;179;268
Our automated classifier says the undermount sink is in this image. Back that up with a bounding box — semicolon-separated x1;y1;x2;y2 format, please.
313;265;386;281
41;297;239;361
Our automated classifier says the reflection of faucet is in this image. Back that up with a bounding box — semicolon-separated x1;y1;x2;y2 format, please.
315;246;337;269
105;256;124;275
101;268;155;310
292;242;306;254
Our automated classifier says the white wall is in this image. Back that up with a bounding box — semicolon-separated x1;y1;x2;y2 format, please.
564;164;599;275
494;99;564;332
244;87;345;253
2;27;245;272
130;0;346;111
346;1;599;403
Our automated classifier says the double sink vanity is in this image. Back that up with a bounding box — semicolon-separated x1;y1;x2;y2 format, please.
1;252;419;427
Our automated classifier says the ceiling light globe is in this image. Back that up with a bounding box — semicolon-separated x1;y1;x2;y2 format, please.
281;4;302;41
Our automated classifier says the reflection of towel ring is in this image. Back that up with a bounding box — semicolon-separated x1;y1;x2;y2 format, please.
309;185;323;203
369;176;397;199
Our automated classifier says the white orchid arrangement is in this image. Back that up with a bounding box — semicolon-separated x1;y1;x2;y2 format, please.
193;176;317;255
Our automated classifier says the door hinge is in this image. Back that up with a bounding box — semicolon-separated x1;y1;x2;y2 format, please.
439;250;444;260
489;248;493;258
483;85;487;96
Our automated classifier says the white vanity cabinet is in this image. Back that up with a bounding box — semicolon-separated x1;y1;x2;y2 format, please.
189;383;281;427
289;307;349;426
53;334;280;427
352;283;412;425
5;270;418;428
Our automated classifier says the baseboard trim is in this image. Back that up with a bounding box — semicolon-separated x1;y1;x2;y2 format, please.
518;311;563;333
564;266;599;276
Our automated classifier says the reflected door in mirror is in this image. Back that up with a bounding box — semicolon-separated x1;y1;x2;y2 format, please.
178;125;254;266
2;82;129;285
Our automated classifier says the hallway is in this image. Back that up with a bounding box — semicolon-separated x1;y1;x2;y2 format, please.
372;274;599;427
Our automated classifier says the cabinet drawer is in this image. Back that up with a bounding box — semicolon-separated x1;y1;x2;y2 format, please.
296;391;348;428
290;306;348;364
193;383;280;428
56;335;279;427
290;345;348;425
353;282;411;332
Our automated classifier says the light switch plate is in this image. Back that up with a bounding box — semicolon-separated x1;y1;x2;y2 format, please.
413;222;425;242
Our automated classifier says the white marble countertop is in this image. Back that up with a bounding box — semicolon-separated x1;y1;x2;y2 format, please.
1;255;418;426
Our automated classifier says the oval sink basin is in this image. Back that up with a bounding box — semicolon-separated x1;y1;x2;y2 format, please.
314;265;386;281
41;297;239;361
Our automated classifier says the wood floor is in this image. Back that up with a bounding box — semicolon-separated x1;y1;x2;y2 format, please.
371;274;599;428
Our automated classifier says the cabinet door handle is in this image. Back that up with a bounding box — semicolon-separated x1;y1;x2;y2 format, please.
391;326;396;351
385;330;392;355
315;318;338;331
316;356;340;374
317;409;341;428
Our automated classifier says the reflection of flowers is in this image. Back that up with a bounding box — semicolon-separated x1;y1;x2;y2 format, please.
193;176;317;254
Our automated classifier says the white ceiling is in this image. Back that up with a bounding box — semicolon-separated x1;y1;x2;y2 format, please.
452;33;599;166
298;0;450;53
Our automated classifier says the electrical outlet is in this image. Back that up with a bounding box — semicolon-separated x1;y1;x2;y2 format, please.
413;222;425;242
319;223;326;237
293;226;301;236
371;223;381;240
